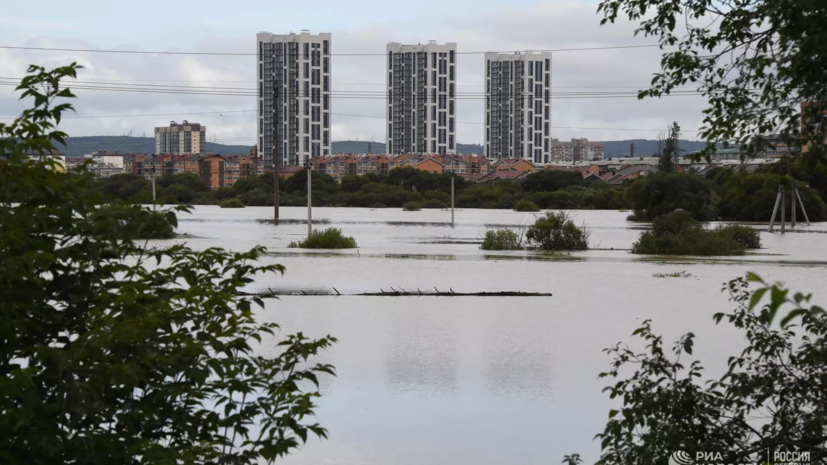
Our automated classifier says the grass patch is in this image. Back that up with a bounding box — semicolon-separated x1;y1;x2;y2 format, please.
526;211;589;251
288;228;357;249
653;271;694;278
402;201;422;211
219;198;245;208
513;199;540;212
481;229;524;250
632;210;761;256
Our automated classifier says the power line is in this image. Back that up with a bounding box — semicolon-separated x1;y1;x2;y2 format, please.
0;43;661;57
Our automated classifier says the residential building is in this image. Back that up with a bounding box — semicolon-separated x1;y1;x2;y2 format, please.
386;41;457;155
491;158;537;173
484;52;552;164
550;138;605;162
223;155;259;186
257;31;332;168
155;121;206;154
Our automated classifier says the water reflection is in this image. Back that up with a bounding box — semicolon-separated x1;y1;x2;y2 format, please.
385;305;459;395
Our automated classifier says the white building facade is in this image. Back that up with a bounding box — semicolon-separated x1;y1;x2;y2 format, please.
154;121;206;154
484;52;552;164
550;138;605;162
386;42;457;155
258;31;332;167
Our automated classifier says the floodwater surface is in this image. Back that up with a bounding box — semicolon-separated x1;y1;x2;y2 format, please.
163;206;827;465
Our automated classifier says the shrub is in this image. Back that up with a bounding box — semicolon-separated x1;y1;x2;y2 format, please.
526;211;589;251
402;201;422;211
632;210;761;255
513;199;540;212
481;229;524;250
718;173;827;221
421;199;448;209
715;224;761;249
96;204;177;239
369;203;386;209
219;198;245;208
288;228;357;249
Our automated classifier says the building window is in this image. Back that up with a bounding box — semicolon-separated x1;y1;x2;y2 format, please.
304;137;309;151
323;40;329;55
304;118;309;133
323;130;329;145
304;100;309;115
431;52;436;68
304;62;309;78
449;135;454;149
431;106;436;120
449;100;454;116
529;61;534;75
323;57;329;73
324;94;329;110
304;43;309;59
449;50;454;64
323;113;329;128
449;117;454;132
545;59;550;71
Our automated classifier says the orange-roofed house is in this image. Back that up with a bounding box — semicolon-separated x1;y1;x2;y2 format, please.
491;158;536;173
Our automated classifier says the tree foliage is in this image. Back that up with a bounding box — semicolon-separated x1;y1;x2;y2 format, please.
656;122;681;174
598;0;827;163
1;64;335;464
595;275;827;464
631;210;761;255
526;211;590;251
626;172;716;221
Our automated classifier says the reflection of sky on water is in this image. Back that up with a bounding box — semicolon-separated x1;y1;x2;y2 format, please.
158;206;827;465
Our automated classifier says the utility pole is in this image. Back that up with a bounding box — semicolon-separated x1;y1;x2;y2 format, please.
306;159;312;237
273;79;280;225
451;173;455;227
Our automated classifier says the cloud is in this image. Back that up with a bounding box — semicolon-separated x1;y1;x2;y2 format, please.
0;1;710;150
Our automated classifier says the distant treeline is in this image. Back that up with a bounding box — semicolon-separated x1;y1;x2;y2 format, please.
91;163;827;221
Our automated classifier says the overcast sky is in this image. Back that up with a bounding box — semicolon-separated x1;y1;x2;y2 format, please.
0;0;710;147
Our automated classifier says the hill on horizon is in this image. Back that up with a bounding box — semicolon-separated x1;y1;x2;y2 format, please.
58;136;710;159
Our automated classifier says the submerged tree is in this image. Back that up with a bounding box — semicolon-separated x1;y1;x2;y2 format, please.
656;121;681;173
0;64;336;464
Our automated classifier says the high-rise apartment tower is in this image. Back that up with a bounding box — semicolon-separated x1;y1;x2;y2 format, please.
386;41;457;155
154;120;206;154
484;52;552;164
257;31;332;167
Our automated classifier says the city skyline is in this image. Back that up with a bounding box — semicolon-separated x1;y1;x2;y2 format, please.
0;1;709;149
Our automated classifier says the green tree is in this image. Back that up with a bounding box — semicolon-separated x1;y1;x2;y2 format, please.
626;172;716;220
524;170;583;192
1;64;335;464
594;275;827;464
719;173;827;222
656;122;681;174
598;0;827;163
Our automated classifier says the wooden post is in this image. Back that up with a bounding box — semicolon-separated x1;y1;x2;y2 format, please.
451;174;455;227
780;189;786;234
307;160;312;238
769;185;782;232
795;186;812;225
152;175;156;201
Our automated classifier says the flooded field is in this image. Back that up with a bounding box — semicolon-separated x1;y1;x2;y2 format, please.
162;206;827;465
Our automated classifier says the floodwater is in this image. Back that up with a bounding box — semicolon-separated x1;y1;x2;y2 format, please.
167;206;827;465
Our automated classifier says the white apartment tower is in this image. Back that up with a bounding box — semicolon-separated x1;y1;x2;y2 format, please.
257;31;332;167
484;52;552;164
386;42;457;155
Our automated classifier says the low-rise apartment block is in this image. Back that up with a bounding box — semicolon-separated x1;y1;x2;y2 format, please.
550;138;605;162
